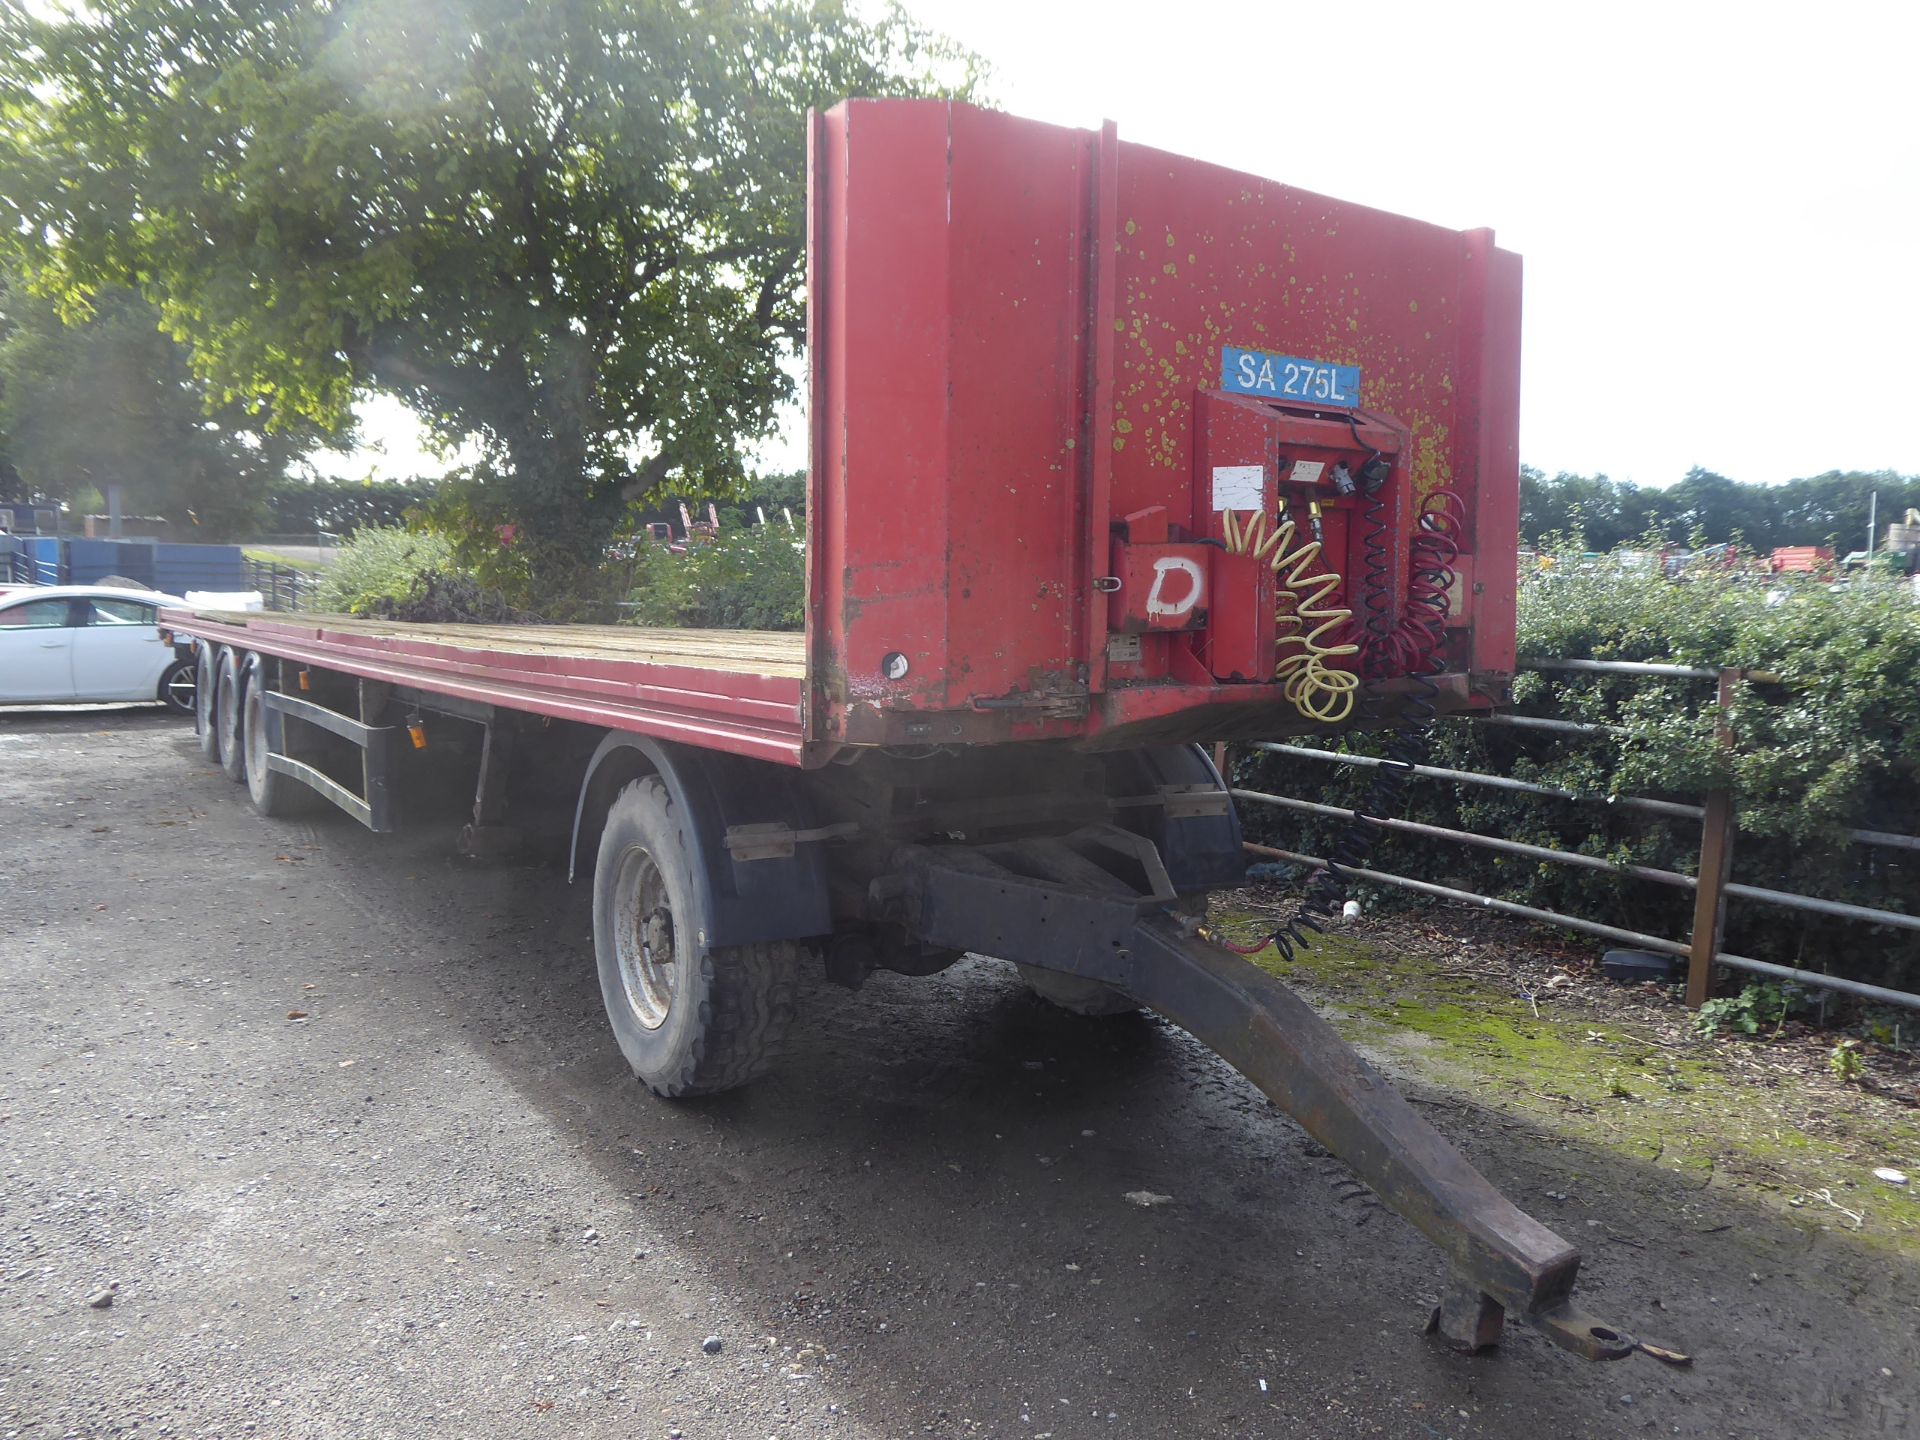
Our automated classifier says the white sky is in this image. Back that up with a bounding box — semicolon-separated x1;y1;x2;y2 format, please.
323;0;1919;490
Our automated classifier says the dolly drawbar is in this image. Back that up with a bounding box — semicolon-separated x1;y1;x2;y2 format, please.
882;829;1690;1365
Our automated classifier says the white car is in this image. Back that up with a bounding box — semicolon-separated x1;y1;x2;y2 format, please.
0;585;197;712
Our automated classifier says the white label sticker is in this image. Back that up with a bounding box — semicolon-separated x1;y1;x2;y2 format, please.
1106;633;1141;664
1288;460;1326;486
1211;464;1265;511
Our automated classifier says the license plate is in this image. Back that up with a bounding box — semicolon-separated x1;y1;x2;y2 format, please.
1221;345;1360;407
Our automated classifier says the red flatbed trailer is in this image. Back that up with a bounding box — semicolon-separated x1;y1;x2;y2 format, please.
163;101;1677;1370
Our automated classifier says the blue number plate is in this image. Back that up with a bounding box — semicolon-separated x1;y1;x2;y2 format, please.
1221;346;1360;407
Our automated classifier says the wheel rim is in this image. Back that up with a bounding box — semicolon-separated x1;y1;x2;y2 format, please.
167;667;197;712
612;844;677;1030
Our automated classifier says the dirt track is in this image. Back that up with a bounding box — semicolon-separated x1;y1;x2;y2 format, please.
3;709;1915;1439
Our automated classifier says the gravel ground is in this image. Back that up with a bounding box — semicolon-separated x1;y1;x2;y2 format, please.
3;709;1915;1439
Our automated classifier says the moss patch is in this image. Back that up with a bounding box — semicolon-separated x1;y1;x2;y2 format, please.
1205;907;1920;1257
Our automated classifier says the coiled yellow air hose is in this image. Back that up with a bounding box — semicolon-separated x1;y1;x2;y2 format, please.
1222;506;1360;723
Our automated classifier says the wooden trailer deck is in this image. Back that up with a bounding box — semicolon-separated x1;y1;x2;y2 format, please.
163;609;811;764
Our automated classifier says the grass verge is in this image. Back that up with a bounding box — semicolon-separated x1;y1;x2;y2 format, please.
1208;902;1920;1260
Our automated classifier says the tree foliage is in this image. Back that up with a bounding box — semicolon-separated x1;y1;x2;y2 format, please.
0;278;312;538
0;0;979;600
267;476;438;535
1522;465;1920;552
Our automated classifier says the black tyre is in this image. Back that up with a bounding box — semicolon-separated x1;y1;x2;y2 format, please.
215;647;247;783
159;657;197;715
195;642;220;760
591;776;800;1097
241;653;313;817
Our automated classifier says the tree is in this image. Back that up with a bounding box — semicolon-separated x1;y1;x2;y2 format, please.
1663;467;1775;550
1520;467;1668;550
0;277;314;538
0;0;980;604
267;476;439;535
1771;470;1920;553
1518;465;1920;552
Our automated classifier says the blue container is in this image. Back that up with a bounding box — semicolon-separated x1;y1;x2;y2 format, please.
153;542;246;595
68;538;156;587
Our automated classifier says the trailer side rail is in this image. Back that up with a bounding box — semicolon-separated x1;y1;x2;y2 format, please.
165;610;809;766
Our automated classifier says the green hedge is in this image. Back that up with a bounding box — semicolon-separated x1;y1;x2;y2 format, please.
1237;561;1920;991
623;526;804;631
314;526;458;615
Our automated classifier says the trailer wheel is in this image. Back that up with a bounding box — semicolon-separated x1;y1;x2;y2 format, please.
241;653;312;817
194;642;220;760
215;647;248;783
592;776;799;1097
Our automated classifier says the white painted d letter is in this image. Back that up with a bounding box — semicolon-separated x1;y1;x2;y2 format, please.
1144;556;1204;618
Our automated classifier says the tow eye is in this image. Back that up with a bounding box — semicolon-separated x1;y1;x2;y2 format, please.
1429;1286;1692;1366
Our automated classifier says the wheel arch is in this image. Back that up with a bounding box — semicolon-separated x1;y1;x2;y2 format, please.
570;733;832;948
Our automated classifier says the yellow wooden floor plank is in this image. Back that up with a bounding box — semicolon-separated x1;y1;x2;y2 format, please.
184;611;807;679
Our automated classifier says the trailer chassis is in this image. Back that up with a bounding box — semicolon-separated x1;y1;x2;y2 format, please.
189;634;1685;1366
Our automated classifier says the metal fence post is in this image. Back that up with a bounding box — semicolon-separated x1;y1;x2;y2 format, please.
1684;668;1740;1008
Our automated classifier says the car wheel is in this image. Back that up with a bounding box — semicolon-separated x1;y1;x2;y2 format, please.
159;658;197;715
216;647;248;783
195;643;220;760
591;775;801;1097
